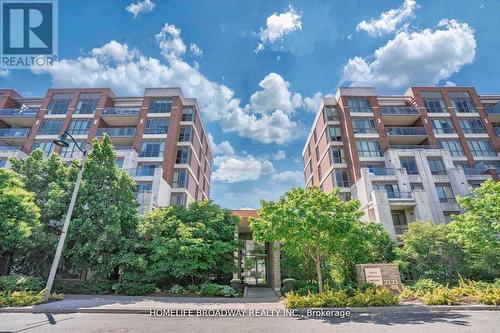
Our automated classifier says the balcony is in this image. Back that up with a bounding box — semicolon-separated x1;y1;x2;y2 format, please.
0;128;30;145
0;108;39;126
485;103;500;122
386;127;428;144
96;127;136;145
380;106;420;125
387;191;415;209
101;108;140;126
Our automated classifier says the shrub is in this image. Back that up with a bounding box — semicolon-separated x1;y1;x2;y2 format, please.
0;290;63;307
220;285;237;297
419;286;460;305
114;279;157;296
412;279;442;293
169;284;184;294
197;282;222;297
53;279;113;295
281;278;297;294
295;282;319;295
476;288;500;305
349;287;398;307
0;275;44;292
186;284;199;294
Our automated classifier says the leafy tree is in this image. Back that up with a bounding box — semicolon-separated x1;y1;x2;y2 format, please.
250;187;364;292
395;221;464;283
448;179;500;280
0;169;40;274
64;134;139;278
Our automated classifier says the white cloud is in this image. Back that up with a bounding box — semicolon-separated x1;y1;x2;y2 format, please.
32;23;314;145
213;155;274;183
303;92;323;113
125;0;155;18
343;19;476;89
444;81;456;87
208;133;234;156
270;170;303;185
189;43;203;57
356;0;417;37
0;69;10;78
256;5;302;52
273;150;286;160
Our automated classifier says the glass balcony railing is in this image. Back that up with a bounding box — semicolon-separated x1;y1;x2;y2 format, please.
460;166;487;175
390;144;439;149
495;127;500;136
380;106;420;115
0;145;24;151
96;127;136;136
0;128;30;137
102;108;140;116
386;127;427;136
366;167;395;176
485;104;500;115
387;191;412;199
0;108;39;117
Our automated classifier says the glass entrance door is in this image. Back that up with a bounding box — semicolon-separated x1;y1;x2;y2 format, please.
242;240;267;286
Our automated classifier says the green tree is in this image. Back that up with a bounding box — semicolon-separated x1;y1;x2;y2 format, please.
64;134;139;278
250;187;364;292
0;169;40;274
448;179;500;280
395;221;464;283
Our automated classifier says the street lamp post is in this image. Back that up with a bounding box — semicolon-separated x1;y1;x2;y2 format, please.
44;131;87;303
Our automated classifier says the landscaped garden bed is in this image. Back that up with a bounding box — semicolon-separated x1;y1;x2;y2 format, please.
0;275;63;307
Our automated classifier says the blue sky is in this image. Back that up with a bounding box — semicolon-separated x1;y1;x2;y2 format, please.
1;0;499;209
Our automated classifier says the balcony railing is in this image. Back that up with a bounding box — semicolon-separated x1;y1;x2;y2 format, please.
389;144;439;150
0;108;39;117
462;127;486;134
485;104;500;114
386;127;427;136
433;128;456;134
439;197;457;203
0;128;30;137
0;145;24;152
380;106;420;115
102;108;140;116
366;167;395;176
494;127;500;136
461;166;487;175
96;127;136;137
387;191;412;199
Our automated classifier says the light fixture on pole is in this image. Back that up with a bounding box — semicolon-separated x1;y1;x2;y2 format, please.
44;131;88;303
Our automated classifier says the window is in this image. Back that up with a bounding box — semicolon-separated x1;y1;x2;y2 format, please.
60;141;85;158
323;106;339;122
444;212;458;223
47;94;72;114
352;118;377;133
400;157;418;175
67;120;91;135
149;98;172;113
330;148;345;164
317;165;322;181
315;146;320;161
449;92;476;113
136;163;160;176
333;169;349;187
38;120;63;135
435;184;455;203
356;140;382;157
392;211;408;235
178;127;192;142
467;139;495;157
173;169;188;188
176;147;190;164
75;93;99;114
431;119;456;134
170;193;187;206
360;162;387;175
137;182;153;193
347;98;371;113
421;92;446;113
144;118;168;134
493;123;500;136
181;107;194;121
31;140;54;156
460;119;485;134
139;140;165;157
115;157;124;168
0;158;7;168
374;183;402;198
428;158;446;175
410;183;424;190
438;140;464;156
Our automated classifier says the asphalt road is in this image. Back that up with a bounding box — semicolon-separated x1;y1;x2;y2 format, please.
0;311;498;333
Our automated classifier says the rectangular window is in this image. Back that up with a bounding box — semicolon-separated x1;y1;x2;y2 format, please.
333;169;349;187
410;183;424;190
60;140;85;158
176;147;190;164
449;92;476;113
373;183;400;194
67;120;91;136
38;119;63;135
324;106;339;122
400;157;418;175
144;118;169;134
356;140;382;157
115;157;124;168
31;140;55;156
421;91;446;113
137;182;153;193
330;148;345;164
173;169;188;188
170;193;187;206
149;98;172;113
431;119;456;134
392;211;408;235
438;140;464;156
75;93;99;114
181;107;194;121
460;119;486;134
347;98;371;113
444;211;458;223
428;158;446;175
352;118;377;134
136;163;160;176
0;158;6;168
139;140;165;157
178;127;192;142
436;184;455;203
328;127;342;142
47;94;72;114
467;139;495;157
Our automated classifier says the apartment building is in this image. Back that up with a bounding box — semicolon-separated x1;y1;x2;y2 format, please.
303;86;500;237
0;87;212;213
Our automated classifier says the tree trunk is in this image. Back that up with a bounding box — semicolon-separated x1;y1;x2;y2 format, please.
315;245;323;293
